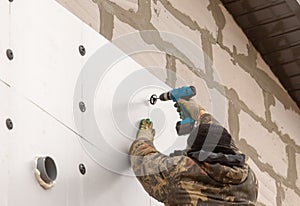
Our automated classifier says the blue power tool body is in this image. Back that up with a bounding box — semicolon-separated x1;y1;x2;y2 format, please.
155;86;197;135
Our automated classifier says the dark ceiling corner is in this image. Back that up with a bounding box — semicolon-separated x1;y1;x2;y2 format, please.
220;0;300;108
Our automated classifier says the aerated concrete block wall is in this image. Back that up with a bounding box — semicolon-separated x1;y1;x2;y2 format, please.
56;0;300;205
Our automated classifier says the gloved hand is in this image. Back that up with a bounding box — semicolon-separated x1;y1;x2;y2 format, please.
136;118;156;141
175;99;205;121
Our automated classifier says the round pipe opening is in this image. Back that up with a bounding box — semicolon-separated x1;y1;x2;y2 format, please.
36;156;57;184
44;157;57;181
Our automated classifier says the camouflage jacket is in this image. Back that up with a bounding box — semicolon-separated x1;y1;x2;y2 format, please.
129;139;258;206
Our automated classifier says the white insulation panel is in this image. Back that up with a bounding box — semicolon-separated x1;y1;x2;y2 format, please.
0;0;188;205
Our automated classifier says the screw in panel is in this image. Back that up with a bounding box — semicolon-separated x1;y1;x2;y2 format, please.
79;163;86;175
6;118;13;130
79;101;86;112
6;49;14;60
79;45;86;56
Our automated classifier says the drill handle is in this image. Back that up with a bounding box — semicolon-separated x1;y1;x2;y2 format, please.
178;103;191;121
176;118;195;135
174;101;195;135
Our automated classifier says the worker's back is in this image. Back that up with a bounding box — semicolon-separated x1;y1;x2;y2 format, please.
130;109;258;205
130;139;258;206
165;155;258;205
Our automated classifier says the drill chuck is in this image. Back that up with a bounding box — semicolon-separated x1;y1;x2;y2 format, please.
159;92;171;101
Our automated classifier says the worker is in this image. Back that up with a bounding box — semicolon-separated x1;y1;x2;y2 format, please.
129;98;258;205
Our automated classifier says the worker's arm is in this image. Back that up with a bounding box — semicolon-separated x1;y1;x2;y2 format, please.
129;119;184;203
177;99;219;125
177;98;240;154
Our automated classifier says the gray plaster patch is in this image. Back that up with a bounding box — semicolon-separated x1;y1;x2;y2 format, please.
256;52;283;88
165;54;176;88
218;4;249;55
99;5;114;40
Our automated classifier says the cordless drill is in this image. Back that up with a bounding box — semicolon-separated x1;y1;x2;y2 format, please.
150;86;197;135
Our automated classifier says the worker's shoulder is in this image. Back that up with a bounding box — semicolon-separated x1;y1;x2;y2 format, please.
166;154;204;175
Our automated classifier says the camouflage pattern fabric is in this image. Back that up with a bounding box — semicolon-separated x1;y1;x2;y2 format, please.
129;116;258;205
129;140;258;205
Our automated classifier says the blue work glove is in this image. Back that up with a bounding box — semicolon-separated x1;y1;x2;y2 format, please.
136;118;156;141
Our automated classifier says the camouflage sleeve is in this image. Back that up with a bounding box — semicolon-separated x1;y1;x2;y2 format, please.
129;139;184;203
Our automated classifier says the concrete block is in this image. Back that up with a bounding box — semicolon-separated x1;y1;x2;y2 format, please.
161;0;218;39
132;52;168;82
113;17;138;39
151;0;204;69
219;4;249;55
212;44;265;116
282;186;300;206
248;159;277;206
239;111;288;178
270;98;300;146
295;153;300;189
113;18;168;82
112;21;168;78
56;0;100;32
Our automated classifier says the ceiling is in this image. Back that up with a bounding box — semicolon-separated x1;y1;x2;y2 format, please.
220;0;300;108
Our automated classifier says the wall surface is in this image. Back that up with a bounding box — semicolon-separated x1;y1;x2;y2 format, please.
0;0;185;205
55;0;300;205
0;0;300;205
